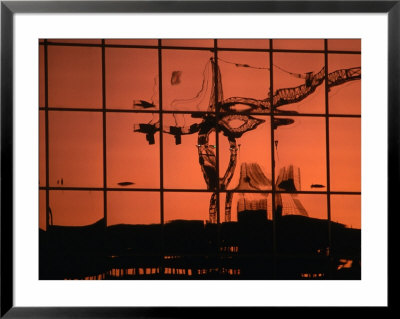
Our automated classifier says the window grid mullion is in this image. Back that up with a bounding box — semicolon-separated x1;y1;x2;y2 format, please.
324;40;333;278
102;39;108;228
158;40;164;226
44;39;50;230
269;39;277;277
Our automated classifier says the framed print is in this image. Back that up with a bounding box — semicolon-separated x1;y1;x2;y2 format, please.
1;0;394;316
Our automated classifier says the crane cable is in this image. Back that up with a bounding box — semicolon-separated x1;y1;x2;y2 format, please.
217;57;312;80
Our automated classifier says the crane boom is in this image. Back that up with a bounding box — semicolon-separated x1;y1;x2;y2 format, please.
219;66;361;112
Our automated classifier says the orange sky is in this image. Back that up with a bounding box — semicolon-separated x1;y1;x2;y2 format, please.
39;39;361;230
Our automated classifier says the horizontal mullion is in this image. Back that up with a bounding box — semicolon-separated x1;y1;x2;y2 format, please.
41;41;103;48
39;186;360;195
273;112;361;118
39;107;361;118
39;41;361;55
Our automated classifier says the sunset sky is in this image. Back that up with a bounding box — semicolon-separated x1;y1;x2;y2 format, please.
39;39;361;230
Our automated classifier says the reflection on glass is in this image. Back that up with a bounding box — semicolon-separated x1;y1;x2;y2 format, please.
48;46;102;108
107;113;160;189
218;39;269;49
276;194;329;260
218;51;270;101
278;194;327;220
273;52;325;114
331;195;361;229
105;39;158;46
39;190;46;230
106;48;159;109
220;192;273;261
273;39;324;51
330;194;361;279
39;111;46;187
107;191;160;226
49;111;103;187
329;118;361;192
163;114;210;189
220;192;272;222
219;116;271;191
49;191;103;226
274;116;326;192
163;192;216;259
162;39;213;47
39;45;45;108
162;50;213;111
164;192;211;222
328;39;361;51
328;54;361;115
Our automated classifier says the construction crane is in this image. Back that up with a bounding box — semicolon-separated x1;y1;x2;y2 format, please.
133;57;361;223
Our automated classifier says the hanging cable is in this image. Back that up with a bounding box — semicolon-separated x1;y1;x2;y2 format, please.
170;60;211;108
217;57;270;70
150;76;158;104
217;56;315;81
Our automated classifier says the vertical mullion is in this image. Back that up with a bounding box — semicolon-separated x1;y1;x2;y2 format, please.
44;39;50;230
324;39;332;277
158;40;164;226
269;39;277;278
158;40;165;277
214;39;220;227
102;39;107;227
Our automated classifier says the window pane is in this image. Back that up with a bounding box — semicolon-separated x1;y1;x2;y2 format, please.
219;51;270;102
164;192;212;222
328;54;361;115
276;194;328;253
276;193;329;279
329;118;361;192
105;39;158;46
106;48;159;109
107;191;160;225
274;116;327;192
163;192;217;255
220;191;273;278
49;111;103;187
162;49;213;111
273;39;324;51
163;114;213;190
278;193;327;220
106;192;161;263
48;39;102;44
107;113;160;189
331;194;361;279
49;190;103;226
162;39;213;47
219;116;271;191
273;52;325;114
220;192;272;222
39;111;46;187
48;46;102;108
39;190;46;230
218;39;269;49
39;44;45;108
328;39;361;51
331;195;361;229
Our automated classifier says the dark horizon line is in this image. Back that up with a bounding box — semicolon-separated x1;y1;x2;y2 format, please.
39;214;361;232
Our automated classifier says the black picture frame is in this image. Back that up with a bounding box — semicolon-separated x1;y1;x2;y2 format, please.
1;1;394;317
